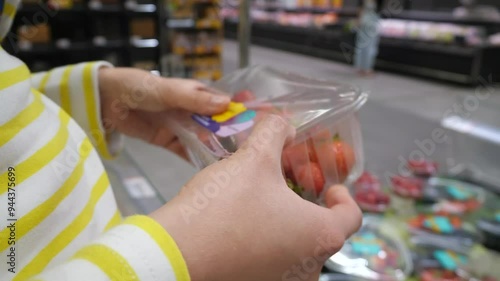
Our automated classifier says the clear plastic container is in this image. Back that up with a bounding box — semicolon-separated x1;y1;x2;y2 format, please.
324;216;413;281
353;172;391;213
167;65;368;202
390;177;493;215
407;214;483;248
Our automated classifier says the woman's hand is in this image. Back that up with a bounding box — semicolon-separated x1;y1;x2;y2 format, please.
98;67;230;159
150;115;363;281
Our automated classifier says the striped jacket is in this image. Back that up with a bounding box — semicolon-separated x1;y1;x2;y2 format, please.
0;1;189;280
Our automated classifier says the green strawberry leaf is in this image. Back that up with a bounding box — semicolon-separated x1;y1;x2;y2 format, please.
333;133;342;142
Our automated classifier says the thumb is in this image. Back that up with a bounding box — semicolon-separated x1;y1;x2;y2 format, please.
237;115;296;162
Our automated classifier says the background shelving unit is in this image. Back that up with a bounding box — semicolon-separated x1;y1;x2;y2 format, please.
2;0;166;73
163;0;223;81
222;0;500;85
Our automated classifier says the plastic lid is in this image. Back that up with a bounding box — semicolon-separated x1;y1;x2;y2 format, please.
325;216;413;281
211;65;367;141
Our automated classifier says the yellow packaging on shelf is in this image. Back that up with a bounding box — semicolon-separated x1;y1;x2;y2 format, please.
214;44;222;54
173;46;187;55
18;24;51;43
331;0;342;8
196;20;221;29
195;45;207;54
314;0;329;8
47;0;74;8
212;69;222;80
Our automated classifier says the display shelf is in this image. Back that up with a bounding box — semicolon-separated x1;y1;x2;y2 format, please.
12;39;157;56
3;0;166;72
251;5;359;16
379;37;479;57
224;19;497;84
392;10;500;26
166;19;222;31
166;0;223;80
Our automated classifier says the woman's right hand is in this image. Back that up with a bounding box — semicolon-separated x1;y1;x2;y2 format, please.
150;115;362;281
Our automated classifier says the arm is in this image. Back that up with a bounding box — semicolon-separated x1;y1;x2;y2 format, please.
31;62;118;159
29;216;190;281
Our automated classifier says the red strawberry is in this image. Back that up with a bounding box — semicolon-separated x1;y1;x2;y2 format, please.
232;90;256;102
296;162;325;195
283;142;312;170
313;134;355;183
408;160;438;176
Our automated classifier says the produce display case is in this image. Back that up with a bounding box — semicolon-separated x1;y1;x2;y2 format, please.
441;95;500;193
107;96;500;280
222;0;500;84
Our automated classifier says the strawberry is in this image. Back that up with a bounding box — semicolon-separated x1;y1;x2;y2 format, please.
283;142;313;170
313;133;355;183
296;162;325;195
232;90;256;102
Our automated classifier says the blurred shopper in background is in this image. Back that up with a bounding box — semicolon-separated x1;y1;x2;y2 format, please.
354;0;383;76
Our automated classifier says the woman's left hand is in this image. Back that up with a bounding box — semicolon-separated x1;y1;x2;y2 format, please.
98;67;230;159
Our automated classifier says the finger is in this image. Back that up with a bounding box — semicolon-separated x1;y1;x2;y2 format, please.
237;115;295;161
324;185;362;237
119;111;179;150
324;185;355;208
164;81;230;115
306;272;321;281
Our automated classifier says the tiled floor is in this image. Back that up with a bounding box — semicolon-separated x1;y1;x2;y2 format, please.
118;40;499;208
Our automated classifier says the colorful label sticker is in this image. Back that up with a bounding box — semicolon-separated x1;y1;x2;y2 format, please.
211;102;247;123
192;114;220;133
352;232;383;256
216;120;255;138
446;185;473;201
192;102;257;137
433;250;467;271
424;216;454;234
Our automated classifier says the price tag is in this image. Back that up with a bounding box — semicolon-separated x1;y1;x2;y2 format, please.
123;177;156;199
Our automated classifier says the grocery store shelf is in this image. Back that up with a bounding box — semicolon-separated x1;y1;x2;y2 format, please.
224;19;495;84
14;40;130;56
391;10;500;26
179;51;220;58
250;5;359;16
167;19;221;31
125;3;157;13
379;37;479;57
167;19;196;28
16;4;157;17
129;38;159;48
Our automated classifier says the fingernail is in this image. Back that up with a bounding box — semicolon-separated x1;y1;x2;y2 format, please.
211;95;230;105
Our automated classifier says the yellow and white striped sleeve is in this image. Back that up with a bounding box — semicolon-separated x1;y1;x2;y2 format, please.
30;216;191;281
30;62;122;159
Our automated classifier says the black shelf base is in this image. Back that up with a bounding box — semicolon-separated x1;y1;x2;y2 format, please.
224;20;500;85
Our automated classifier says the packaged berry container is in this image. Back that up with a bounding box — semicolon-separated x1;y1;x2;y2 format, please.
325;216;413;281
391;177;489;214
408;160;439;177
407;214;483;247
167;65;368;203
476;210;500;251
411;237;499;281
354;172;390;213
411;237;470;275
